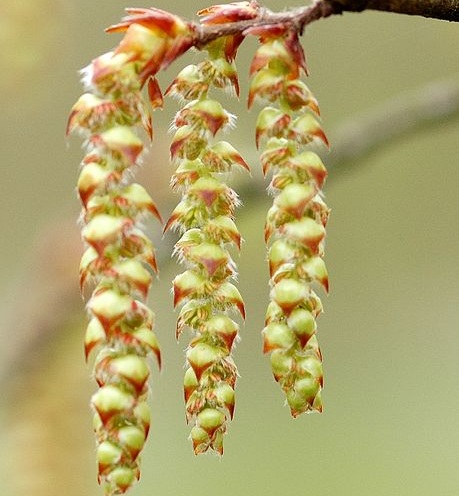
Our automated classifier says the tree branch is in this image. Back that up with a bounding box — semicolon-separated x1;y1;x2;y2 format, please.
328;0;459;22
193;0;458;47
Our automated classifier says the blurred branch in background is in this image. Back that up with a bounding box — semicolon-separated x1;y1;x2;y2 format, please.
327;77;459;174
1;76;458;388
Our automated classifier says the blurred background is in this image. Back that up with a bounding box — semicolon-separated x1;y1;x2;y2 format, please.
1;1;458;495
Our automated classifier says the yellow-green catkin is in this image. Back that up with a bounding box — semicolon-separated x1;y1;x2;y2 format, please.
68;9;193;493
248;26;330;417
166;33;249;454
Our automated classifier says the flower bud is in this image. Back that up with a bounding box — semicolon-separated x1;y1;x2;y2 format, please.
186;342;223;380
125;299;155;329
184;367;199;402
82;52;131;93
188;242;229;277
285;388;308;417
170;125;206;160
255;107;291;147
202;140;249;172
171;159;204;188
118;425;146;459
262;322;296;353
91;385;135;424
280;217;325;253
190;425;210;454
131;326;161;367
109;354;150;393
248;68;283;108
67;93;119;135
176;301;211;337
188;176;229;208
306;335;322;356
298;256;329;292
284;80;320;113
173;270;206;306
287;308;316;348
116;183;162;221
296;353;323;385
92;126;144;165
112;259;152;297
133;402;151;437
271;279;308;316
260;138;293;175
197;408;225;434
274;183;316;219
208;57;240;95
84;317;106;360
270;349;294;382
249;39;293;77
164;199;200;232
106;466;136;493
310;194;330;227
88;289;133;331
124;228;158;272
264;301;284;325
116;23;167;62
290;113;328;147
294;376;320;403
175;99;232;136
268;239;297;276
205;216;241;249
78;161;118;207
214;383;235;419
97;441;123;472
166;64;209;100
288;151;327;188
215;282;246;318
84;213;129;249
202;314;238;350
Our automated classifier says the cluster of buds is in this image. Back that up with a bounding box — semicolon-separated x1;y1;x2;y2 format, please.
70;3;335;493
165;17;249;453
68;9;193;495
248;25;330;417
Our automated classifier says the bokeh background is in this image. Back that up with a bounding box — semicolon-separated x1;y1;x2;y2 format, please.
1;1;458;495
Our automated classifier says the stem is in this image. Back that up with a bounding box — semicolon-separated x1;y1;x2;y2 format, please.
329;0;459;22
192;0;458;48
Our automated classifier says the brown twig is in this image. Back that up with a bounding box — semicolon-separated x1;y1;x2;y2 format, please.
329;0;459;21
192;0;458;48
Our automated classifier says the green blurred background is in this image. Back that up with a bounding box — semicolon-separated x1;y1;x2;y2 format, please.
1;1;458;495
